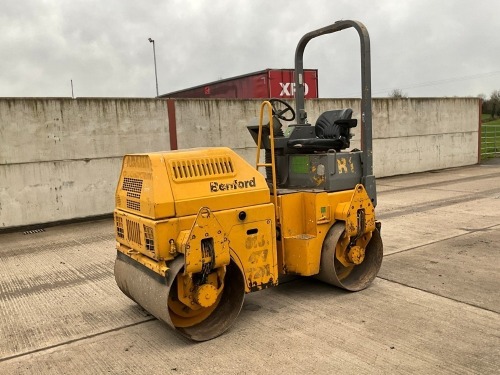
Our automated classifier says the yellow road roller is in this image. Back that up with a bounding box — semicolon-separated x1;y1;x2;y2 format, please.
114;20;383;341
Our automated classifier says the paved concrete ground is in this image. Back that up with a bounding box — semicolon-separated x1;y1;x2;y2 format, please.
0;162;499;374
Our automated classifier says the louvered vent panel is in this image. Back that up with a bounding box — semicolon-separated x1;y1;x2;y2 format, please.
170;157;235;181
126;219;142;245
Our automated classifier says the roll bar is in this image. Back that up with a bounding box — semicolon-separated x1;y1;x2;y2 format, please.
294;20;373;181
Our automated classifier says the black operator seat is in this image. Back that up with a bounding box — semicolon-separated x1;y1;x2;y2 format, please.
287;108;358;151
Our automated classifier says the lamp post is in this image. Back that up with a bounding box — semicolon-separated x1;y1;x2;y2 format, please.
148;38;159;97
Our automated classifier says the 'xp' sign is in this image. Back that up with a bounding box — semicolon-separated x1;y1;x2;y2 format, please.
279;82;310;96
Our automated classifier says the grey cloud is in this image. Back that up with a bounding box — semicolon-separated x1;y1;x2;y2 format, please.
0;0;498;98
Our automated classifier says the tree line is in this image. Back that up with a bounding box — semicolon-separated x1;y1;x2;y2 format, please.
480;90;500;119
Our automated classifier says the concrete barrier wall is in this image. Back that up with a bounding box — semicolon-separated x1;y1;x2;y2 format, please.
372;98;479;176
0;97;479;229
174;98;480;176
0;98;170;229
174;99;264;165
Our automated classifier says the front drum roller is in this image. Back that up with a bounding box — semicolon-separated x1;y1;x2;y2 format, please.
315;222;383;291
114;252;245;341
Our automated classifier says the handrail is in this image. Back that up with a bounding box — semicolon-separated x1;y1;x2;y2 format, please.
255;101;279;223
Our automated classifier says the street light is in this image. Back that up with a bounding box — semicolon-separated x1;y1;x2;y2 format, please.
148;37;159;97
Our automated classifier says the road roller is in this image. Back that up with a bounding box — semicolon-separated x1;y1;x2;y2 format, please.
113;20;383;341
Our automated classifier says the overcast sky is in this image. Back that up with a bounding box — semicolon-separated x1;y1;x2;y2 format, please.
1;0;499;99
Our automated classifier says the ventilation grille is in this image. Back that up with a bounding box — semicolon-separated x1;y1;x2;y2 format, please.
127;191;140;199
170;157;235;181
115;216;124;239
126;200;140;211
122;178;143;198
126;219;142;245
23;229;45;235
144;225;155;252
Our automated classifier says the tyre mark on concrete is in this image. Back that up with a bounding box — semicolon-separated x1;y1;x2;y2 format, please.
0;318;156;363
378;171;499;194
0;262;113;300
378;187;500;220
0;236;114;259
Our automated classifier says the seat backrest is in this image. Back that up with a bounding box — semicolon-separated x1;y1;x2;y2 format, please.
315;108;353;139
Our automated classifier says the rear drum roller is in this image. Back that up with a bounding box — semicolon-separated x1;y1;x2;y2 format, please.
114;252;245;341
315;222;383;291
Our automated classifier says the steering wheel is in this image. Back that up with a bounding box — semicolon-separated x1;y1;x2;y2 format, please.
269;98;295;121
